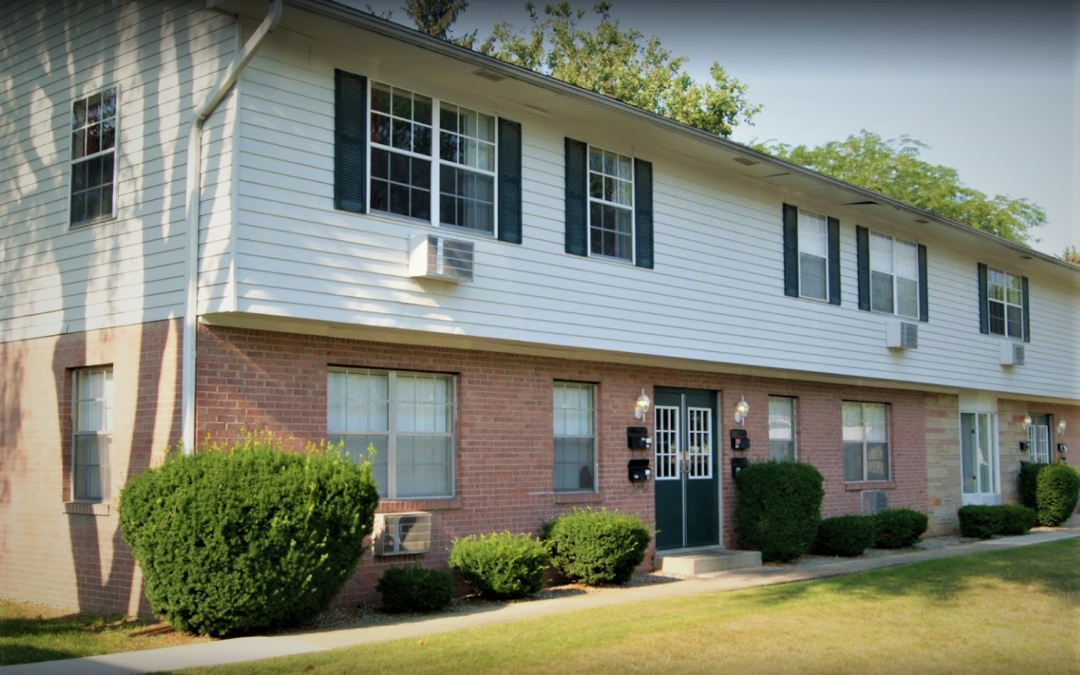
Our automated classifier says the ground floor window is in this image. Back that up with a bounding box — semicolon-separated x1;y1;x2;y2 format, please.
961;412;999;496
72;367;113;501
1027;414;1051;464
327;368;454;499
553;382;596;492
842;401;890;481
768;396;797;462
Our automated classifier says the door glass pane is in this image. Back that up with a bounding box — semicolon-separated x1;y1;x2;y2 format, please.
654;406;679;480
961;413;976;494
977;413;994;493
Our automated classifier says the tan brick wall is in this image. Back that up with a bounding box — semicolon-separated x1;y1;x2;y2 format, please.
0;319;181;615
998;398;1080;504
925;394;961;535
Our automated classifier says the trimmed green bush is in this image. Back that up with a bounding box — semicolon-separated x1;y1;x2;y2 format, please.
873;508;928;549
1019;462;1048;509
735;461;824;562
118;432;379;637
1035;463;1080;526
544;509;651;585
376;567;453;613
448;532;548;599
1000;505;1038;535
958;505;1004;539
813;515;876;557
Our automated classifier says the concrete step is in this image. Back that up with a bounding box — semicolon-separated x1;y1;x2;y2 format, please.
655;547;762;576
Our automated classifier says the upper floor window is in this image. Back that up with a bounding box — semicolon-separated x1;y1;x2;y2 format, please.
782;203;839;304
588;147;634;262
842;401;890;482
73;367;113;501
70;87;118;226
987;267;1023;339
768;396;797;462
327;368;455;499
553;382;596;492
870;233;920;318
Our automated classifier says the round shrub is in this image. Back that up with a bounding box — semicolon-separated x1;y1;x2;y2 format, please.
448;532;548;599
118;433;379;637
957;505;1003;539
873;508;928;549
1035;463;1080;526
999;505;1038;535
545;509;651;585
813;515;875;557
1019;462;1048;509
376;567;453;613
735;461;824;562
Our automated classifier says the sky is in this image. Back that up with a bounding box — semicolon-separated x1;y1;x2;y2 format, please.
350;0;1078;257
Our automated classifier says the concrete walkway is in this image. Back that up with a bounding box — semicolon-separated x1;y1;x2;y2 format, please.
4;525;1077;675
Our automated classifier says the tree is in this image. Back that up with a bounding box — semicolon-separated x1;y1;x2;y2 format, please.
395;1;760;138
1062;246;1080;265
756;131;1045;245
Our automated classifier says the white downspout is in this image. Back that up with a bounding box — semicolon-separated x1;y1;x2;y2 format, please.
182;0;282;454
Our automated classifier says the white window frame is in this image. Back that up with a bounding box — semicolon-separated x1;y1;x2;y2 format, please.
842;401;891;482
366;80;499;237
768;396;797;462
69;85;120;228
960;411;1000;499
586;144;636;263
869;232;920;318
553;382;597;493
987;267;1024;339
72;367;113;502
797;209;829;301
327;367;456;500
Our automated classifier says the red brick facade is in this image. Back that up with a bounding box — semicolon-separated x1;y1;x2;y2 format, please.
2;320;1075;614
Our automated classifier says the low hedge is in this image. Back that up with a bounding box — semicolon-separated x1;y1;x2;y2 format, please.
376;567;453;613
448;532;548;599
873;508;928;549
118;432;379;637
1018;462;1048;509
735;461;824;563
1035;464;1080;526
813;515;876;557
1000;505;1038;535
959;505;1037;538
544;509;651;585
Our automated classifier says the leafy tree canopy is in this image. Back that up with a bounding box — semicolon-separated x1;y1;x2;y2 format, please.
1062;246;1080;265
755;131;1045;245
401;0;478;46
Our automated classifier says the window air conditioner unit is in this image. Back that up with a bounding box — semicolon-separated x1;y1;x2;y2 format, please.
409;235;474;282
885;321;918;349
861;490;889;516
1000;343;1025;366
373;512;432;556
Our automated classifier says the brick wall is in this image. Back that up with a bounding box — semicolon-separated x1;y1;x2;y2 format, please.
998;398;1080;504
925;394;961;535
0;319;181;615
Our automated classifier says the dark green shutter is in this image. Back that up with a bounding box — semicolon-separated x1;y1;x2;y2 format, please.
856;225;870;311
565;138;587;256
1021;276;1030;342
497;118;522;244
977;263;989;334
827;216;840;305
334;69;367;214
782;203;798;297
634;158;653;269
918;244;929;322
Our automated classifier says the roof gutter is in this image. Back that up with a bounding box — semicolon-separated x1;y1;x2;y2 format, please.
182;0;282;454
288;0;1075;274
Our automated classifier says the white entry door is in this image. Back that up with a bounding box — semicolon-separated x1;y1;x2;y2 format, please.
961;412;1000;506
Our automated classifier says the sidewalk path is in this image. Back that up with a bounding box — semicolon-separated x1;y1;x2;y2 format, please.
3;525;1077;675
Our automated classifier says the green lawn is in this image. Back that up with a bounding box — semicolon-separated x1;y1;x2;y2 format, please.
173;538;1080;675
0;600;210;666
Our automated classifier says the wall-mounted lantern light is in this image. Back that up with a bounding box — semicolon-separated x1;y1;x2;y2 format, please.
734;397;750;425
634;390;651;420
1057;419;1067;435
1022;414;1033;430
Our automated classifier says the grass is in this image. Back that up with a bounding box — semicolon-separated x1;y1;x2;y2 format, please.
171;538;1080;675
0;600;211;666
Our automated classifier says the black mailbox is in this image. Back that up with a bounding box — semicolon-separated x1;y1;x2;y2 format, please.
730;456;749;479
628;458;652;482
627;426;652;450
1019;440;1030;453
1059;443;1068;454
730;429;750;451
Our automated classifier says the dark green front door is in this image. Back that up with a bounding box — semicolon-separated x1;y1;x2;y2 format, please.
653;388;720;550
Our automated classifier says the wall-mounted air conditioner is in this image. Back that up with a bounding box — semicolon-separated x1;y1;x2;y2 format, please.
1000;343;1025;367
373;512;432;556
861;490;889;515
409;235;475;282
885;321;918;349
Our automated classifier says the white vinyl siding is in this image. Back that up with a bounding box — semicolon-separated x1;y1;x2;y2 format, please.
843;402;890;482
553;382;596;492
797;209;828;300
72;368;112;502
327;368;455;499
987;268;1024;339
870;232;919;318
768;396;796;462
588;146;634;262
